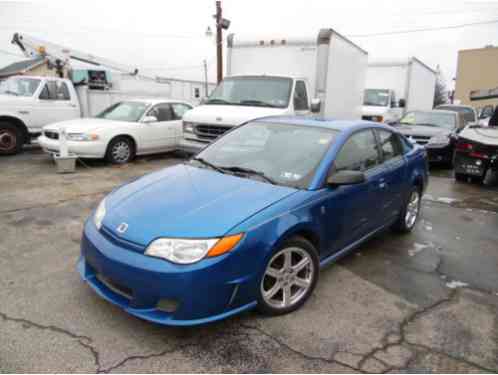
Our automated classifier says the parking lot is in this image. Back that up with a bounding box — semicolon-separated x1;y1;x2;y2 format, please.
1;148;497;373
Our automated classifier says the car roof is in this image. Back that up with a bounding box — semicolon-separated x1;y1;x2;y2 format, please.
254;115;395;133
120;98;192;106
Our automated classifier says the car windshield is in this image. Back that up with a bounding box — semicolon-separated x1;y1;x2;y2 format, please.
437;105;476;123
400;111;456;130
96;101;148;122
205;76;292;108
363;89;390;107
0;77;41;97
193;122;338;189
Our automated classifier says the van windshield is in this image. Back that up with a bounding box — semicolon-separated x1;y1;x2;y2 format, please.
363;89;390;107
205;76;292;108
0;77;41;97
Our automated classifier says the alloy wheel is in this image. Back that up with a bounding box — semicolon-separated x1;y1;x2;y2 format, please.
261;247;314;309
111;141;131;163
405;191;420;229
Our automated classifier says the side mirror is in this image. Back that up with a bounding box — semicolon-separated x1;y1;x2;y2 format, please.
327;170;365;186
310;98;321;113
398;99;406;108
142;115;158;124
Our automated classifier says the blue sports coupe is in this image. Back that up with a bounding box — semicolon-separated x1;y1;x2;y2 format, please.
78;117;428;326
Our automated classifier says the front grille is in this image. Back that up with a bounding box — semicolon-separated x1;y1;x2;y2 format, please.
410;135;431;145
44;130;59;140
194;124;231;140
96;274;132;299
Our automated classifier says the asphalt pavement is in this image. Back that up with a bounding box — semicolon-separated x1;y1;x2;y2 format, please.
1;148;497;373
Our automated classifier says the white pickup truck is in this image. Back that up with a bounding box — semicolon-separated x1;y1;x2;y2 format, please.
0;75;81;155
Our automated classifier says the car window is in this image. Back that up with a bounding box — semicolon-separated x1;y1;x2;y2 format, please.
96;101;148;122
171;103;192;120
148;104;174;122
377;130;403;161
293;81;309;111
39;81;70;100
334;130;380;172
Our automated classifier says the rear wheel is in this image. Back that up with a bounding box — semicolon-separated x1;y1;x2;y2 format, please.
106;137;134;164
257;236;319;316
0;122;23;155
392;187;421;233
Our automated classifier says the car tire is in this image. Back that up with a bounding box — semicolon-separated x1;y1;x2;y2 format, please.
105;136;135;164
257;236;319;316
392;186;421;233
454;172;468;183
0;122;23;155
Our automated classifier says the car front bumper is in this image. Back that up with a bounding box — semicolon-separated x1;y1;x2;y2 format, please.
425;144;453;163
178;138;210;155
78;219;258;326
38;135;106;159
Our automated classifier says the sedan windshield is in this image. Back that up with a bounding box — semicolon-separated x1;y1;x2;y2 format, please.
96;101;148;122
205;77;292;108
400;111;456;130
363;89;390;107
0;77;41;97
193;122;338;189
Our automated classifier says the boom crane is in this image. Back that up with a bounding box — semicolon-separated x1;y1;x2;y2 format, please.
11;33;139;77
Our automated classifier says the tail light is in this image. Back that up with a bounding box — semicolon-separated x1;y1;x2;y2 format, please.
469;151;489;159
456;142;473;152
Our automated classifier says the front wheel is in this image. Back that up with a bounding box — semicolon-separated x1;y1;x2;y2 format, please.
106;137;134;164
257;236;319;316
0;122;23;155
392;187;421;233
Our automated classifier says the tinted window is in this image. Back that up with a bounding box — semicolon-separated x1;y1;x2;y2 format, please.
377;130;403;161
293;81;309;111
148;104;174;122
171;103;192;120
335;130;380;172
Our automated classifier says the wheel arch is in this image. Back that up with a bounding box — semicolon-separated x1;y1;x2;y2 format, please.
107;134;138;154
0;115;29;144
271;223;321;256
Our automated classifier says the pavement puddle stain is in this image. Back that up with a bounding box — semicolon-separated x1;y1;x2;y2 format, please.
408;242;432;257
445;280;469;289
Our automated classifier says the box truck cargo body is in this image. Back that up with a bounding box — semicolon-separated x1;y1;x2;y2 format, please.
180;28;368;153
362;57;436;123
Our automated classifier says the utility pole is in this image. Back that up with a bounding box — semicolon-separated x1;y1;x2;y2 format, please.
215;0;223;83
203;59;209;97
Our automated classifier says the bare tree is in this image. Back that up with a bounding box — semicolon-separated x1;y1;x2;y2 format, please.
433;65;448;107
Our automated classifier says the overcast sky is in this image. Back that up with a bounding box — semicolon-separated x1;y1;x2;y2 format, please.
1;0;498;89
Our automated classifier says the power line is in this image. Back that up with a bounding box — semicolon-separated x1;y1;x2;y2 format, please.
347;18;498;38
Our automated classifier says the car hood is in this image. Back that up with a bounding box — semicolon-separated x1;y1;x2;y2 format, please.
43;118;129;133
362;105;389;116
183;104;288;126
395;124;452;138
102;164;298;246
459;126;498;146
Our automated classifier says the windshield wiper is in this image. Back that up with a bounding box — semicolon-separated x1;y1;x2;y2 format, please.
205;98;235;105
238;99;278;108
220;166;277;185
191;157;226;174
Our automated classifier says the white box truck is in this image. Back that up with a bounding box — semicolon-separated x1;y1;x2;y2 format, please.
361;57;436;123
180;28;368;153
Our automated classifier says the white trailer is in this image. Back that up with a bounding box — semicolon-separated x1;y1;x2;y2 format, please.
362;57;436;123
181;28;368;153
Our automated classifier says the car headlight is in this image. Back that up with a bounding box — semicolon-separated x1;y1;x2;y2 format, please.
93;198;106;230
183;121;194;133
145;233;243;264
428;134;450;147
66;133;99;141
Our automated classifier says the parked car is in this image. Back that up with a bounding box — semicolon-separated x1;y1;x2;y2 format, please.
454;124;498;183
435;104;478;126
477;104;496;127
38;99;192;164
393;110;465;165
78;117;428;326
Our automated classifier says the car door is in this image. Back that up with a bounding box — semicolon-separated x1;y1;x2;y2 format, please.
321;129;388;256
36;80;79;126
171;103;193;146
143;103;178;151
375;129;408;221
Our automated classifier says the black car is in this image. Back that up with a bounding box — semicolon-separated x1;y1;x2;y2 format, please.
454;125;498;183
393;110;465;165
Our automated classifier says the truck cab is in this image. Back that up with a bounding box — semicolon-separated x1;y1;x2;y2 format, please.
362;88;405;123
180;75;317;153
0;75;80;154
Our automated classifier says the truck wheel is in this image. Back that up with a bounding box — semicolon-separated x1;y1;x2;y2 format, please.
106;136;135;164
257;236;319;316
0;122;23;155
